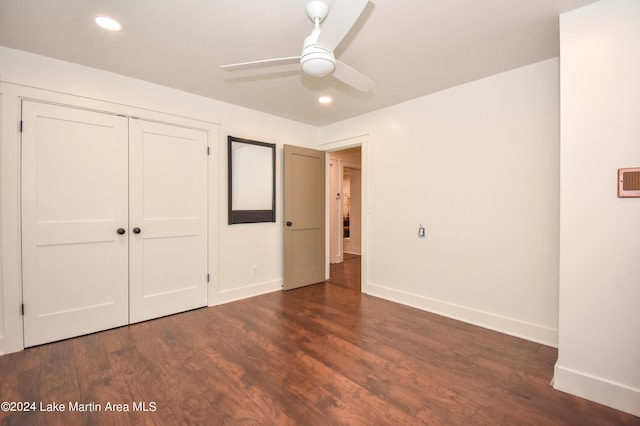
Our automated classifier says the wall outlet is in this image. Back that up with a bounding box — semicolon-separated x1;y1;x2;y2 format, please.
251;265;258;276
418;224;426;238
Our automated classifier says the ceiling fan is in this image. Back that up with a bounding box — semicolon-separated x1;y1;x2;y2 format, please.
220;0;375;92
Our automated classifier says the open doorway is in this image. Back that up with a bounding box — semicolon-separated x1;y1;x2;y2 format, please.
328;147;361;290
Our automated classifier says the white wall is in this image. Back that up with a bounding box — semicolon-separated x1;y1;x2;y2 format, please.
320;58;561;346
554;0;640;416
0;47;317;354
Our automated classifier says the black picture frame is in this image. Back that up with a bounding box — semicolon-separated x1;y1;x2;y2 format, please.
228;136;276;224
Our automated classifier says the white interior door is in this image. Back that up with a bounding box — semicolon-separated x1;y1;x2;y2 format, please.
21;101;129;347
128;119;208;323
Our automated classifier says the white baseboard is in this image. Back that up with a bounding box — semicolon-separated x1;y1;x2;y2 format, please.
217;280;282;305
554;364;640;417
366;282;558;347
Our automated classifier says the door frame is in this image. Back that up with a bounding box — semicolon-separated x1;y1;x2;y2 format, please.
329;156;362;263
329;157;343;264
0;83;219;354
319;134;369;294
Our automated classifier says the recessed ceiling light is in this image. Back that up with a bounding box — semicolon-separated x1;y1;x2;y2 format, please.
318;96;332;104
95;16;122;31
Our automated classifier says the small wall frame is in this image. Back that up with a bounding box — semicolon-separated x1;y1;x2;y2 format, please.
618;167;640;198
228;136;276;224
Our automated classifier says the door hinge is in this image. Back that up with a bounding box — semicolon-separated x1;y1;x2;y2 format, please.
19;120;23;133
207;146;210;156
21;303;24;316
207;273;210;283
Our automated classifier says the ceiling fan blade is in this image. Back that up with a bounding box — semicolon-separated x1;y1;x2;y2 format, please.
221;56;300;70
315;0;369;52
333;60;375;92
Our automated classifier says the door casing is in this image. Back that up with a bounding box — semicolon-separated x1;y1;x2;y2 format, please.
321;135;368;291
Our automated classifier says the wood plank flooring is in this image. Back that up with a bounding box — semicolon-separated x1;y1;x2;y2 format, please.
327;253;361;291
1;282;639;424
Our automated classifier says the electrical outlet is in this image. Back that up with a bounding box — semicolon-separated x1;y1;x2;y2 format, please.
251;265;258;276
418;224;426;238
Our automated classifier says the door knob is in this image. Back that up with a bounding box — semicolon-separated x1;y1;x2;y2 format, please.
116;228;126;235
132;227;141;234
286;221;293;227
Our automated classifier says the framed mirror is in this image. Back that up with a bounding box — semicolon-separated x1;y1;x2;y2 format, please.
228;136;276;224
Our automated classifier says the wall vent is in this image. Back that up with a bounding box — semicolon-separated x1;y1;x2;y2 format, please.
618;167;640;198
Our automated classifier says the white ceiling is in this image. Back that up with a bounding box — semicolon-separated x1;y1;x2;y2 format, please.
0;0;598;126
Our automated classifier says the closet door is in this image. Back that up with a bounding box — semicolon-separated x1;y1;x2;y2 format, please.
128;119;208;323
21;101;129;347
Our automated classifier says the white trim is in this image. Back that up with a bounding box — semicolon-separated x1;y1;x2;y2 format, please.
367;281;559;347
328;158;343;264
217;280;282;305
554;364;640;417
207;125;220;307
0;87;23;355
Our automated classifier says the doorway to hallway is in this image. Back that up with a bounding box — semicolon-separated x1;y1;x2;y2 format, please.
329;147;361;291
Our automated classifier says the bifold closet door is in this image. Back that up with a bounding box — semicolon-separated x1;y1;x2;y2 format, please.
128;119;208;323
21;101;129;347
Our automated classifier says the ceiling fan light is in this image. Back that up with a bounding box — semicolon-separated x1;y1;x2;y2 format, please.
301;53;335;76
302;58;334;76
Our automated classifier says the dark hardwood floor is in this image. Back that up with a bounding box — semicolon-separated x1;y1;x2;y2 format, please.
1;268;638;424
327;253;361;291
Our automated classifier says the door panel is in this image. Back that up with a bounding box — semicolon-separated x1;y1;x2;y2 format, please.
21;101;129;347
283;145;326;290
129;119;208;323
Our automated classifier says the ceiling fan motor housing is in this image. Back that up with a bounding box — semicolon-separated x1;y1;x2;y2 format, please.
300;27;335;77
